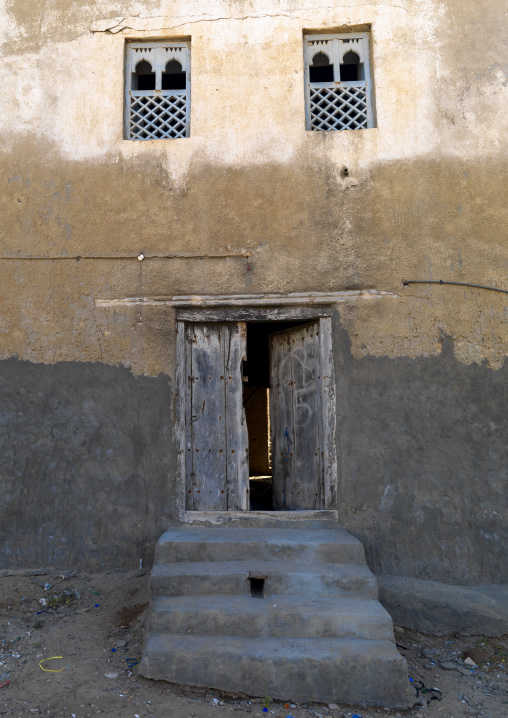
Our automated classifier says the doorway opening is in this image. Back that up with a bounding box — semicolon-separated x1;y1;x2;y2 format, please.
176;306;337;514
243;321;303;511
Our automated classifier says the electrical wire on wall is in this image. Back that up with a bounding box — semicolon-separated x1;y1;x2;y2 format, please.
402;279;508;295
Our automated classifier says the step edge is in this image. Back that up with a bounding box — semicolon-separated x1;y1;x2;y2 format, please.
144;632;404;653
151;561;374;573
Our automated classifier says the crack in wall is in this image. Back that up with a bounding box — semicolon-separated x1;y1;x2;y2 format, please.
90;4;410;34
91;13;310;34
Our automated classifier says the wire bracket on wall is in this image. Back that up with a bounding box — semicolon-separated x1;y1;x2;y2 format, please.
402;279;508;295
0;252;250;261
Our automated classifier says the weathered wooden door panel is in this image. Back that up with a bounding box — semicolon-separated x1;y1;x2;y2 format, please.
225;323;249;511
270;337;295;509
291;325;323;506
270;321;323;510
184;322;248;511
185;323;227;510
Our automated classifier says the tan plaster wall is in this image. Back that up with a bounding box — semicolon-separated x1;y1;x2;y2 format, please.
0;0;507;375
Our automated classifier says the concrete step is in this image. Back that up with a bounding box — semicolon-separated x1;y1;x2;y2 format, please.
150;560;378;599
154;527;366;565
150;594;395;640
179;510;339;530
140;633;411;708
142;525;409;706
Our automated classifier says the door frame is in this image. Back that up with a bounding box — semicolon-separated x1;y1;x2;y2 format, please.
175;305;337;513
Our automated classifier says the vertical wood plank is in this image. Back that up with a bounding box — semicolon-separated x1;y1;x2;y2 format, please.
225;322;249;510
270;330;295;509
290;322;322;509
187;323;228;510
319;316;337;509
175;321;188;511
155;44;162;92
183;322;194;509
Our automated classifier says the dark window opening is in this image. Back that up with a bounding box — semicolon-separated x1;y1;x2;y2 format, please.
162;60;186;90
132;60;155;91
339;51;364;82
249;577;265;598
309;52;334;83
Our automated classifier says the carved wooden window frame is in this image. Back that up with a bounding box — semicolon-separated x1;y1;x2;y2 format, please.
304;32;375;131
125;41;191;140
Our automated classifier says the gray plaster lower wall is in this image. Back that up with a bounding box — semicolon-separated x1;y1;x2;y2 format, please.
0;329;507;585
335;323;508;585
0;359;176;570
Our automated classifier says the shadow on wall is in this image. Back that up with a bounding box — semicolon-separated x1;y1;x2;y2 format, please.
334;316;508;586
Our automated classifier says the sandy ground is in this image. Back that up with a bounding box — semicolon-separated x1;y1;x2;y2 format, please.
0;570;507;718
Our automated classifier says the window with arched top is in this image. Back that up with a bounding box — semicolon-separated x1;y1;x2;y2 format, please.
132;60;155;91
304;33;374;131
340;51;365;82
309;52;334;83
126;42;191;140
162;60;187;90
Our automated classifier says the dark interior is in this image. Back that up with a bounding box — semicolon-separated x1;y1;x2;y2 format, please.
244;321;302;511
249;577;265;598
340;51;363;82
132;60;155;91
162;60;186;90
309;52;334;83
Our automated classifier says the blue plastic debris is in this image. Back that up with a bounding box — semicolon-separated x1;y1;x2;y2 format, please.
111;648;117;653
262;709;268;713
409;677;414;682
94;604;99;608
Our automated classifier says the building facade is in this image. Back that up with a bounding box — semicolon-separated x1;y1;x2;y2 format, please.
0;0;507;594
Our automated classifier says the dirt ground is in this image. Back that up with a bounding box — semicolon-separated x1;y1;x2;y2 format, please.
0;570;507;718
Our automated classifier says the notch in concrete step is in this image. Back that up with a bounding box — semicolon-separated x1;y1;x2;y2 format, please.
248;573;266;598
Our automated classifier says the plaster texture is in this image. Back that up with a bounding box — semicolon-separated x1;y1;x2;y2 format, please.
335;330;508;585
0;358;175;570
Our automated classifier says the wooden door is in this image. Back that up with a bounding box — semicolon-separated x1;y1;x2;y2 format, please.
184;322;249;510
270;321;324;510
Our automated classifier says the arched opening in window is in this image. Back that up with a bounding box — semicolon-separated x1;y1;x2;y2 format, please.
132;60;155;91
309;52;334;83
162;60;186;90
339;51;364;82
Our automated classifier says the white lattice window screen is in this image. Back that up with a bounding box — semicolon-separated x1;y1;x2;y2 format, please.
304;34;374;132
126;42;190;140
